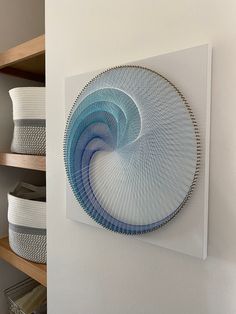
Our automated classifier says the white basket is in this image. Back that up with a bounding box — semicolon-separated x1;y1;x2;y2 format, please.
8;183;46;264
9;87;46;155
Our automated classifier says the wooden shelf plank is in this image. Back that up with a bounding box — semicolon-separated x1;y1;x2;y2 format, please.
0;153;46;171
0;35;45;69
0;35;45;82
0;237;46;287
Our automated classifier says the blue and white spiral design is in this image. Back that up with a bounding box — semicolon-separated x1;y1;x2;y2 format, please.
64;66;200;234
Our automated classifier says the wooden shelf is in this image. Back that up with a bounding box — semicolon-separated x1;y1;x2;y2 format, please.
0;35;45;82
0;237;46;287
0;153;46;171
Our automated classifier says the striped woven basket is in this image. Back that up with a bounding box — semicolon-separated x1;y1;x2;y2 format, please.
9;87;46;155
8;183;46;264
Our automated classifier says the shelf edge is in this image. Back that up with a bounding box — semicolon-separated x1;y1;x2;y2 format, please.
0;35;45;69
0;237;47;287
0;153;46;171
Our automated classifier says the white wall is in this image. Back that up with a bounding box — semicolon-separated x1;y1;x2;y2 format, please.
46;1;236;313
0;1;44;312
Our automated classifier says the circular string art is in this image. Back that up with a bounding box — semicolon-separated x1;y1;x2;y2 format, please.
64;66;200;235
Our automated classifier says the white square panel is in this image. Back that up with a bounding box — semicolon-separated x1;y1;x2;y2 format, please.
65;44;211;259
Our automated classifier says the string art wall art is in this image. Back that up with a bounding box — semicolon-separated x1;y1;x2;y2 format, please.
64;45;211;259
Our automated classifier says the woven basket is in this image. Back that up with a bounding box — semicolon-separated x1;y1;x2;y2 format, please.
9;87;46;155
8;183;46;264
4;278;46;314
4;279;39;314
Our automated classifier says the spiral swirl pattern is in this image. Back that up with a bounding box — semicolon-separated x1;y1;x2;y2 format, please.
64;66;200;234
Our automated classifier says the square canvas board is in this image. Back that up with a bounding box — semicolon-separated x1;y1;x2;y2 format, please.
65;44;211;259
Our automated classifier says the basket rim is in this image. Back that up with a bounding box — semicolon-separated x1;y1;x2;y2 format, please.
9;86;46;93
8;193;46;205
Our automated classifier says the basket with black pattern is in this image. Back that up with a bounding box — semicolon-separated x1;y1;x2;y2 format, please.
8;183;46;264
4;278;39;314
4;278;47;314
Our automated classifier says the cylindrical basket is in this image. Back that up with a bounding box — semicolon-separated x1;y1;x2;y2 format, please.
8;183;46;264
4;278;46;314
4;278;39;314
9;87;46;155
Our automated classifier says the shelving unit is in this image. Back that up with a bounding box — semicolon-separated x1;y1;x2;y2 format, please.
0;35;47;287
0;153;46;171
0;34;46;173
0;238;46;287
